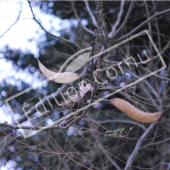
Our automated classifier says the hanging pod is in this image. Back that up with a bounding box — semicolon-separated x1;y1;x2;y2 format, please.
110;98;162;123
38;60;80;84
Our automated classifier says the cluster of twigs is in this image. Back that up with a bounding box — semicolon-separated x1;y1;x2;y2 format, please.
1;1;170;170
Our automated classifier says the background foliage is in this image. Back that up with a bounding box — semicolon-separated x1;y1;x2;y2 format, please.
0;1;170;170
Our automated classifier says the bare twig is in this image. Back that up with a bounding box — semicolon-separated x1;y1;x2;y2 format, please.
27;1;81;49
0;3;21;38
0;122;60;131
110;0;135;39
71;2;93;35
116;8;170;43
84;0;98;28
108;0;125;38
127;70;161;108
142;137;170;149
17;84;68;124
97;119;147;131
124;122;157;170
100;143;121;170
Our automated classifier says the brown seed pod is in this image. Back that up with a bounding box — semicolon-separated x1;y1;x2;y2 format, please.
38;60;80;84
110;98;162;123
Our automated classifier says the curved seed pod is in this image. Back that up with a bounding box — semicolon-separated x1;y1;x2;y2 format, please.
110;98;162;123
38;60;80;84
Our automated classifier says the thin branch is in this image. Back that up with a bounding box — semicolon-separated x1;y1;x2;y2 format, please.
17;84;68;124
0;3;21;38
1;109;88;133
100;143;121;170
27;1;80;49
84;1;107;48
116;8;170;43
152;1;161;51
126;38;170;67
97;119;147;131
0;122;60;131
71;2;94;35
108;0;125;38
110;0;135;39
142;137;170;149
84;0;98;28
124;122;157;170
127;70;161;108
97;1;108;48
140;66;170;81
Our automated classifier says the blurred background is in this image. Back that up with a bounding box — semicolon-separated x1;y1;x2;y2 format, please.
0;0;170;169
